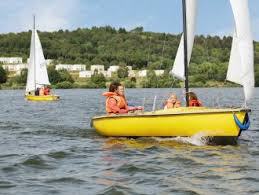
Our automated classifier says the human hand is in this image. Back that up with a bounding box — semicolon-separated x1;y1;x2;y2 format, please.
137;106;144;110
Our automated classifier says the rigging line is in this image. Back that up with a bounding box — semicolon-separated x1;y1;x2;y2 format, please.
159;34;167;70
33;15;36;91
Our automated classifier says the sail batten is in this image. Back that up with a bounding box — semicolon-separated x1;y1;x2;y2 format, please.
227;0;254;101
171;0;197;80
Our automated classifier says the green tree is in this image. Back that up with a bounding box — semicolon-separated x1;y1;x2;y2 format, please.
131;26;144;33
118;28;127;33
123;78;136;88
15;68;28;84
58;69;74;83
255;71;259;87
158;71;180;88
117;65;129;79
55;81;73;89
146;70;158;88
47;66;61;84
0;66;7;83
90;70;106;88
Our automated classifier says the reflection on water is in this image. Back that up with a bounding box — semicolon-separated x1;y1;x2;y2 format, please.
103;135;207;150
0;88;258;194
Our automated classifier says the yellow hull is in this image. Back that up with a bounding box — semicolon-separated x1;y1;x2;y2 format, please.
25;95;60;101
92;107;249;137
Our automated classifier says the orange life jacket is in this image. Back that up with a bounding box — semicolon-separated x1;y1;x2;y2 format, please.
103;92;128;113
164;100;181;109
189;99;202;107
44;88;50;95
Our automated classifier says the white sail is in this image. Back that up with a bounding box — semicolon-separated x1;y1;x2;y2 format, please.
227;0;254;101
171;0;198;80
26;28;50;92
34;30;50;87
26;29;36;92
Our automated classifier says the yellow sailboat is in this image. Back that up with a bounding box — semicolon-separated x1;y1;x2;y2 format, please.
93;107;250;137
25;95;60;101
25;16;60;101
92;0;253;142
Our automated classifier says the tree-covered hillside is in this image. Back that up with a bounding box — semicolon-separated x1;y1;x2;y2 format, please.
0;26;258;87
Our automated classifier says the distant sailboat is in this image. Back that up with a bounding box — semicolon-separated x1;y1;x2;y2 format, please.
25;16;59;101
91;0;253;143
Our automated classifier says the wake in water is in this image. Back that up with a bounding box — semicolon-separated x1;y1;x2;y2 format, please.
152;132;209;146
103;133;210;150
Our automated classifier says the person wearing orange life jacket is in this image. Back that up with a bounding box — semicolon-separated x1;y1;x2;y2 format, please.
103;82;143;114
44;86;50;95
39;87;45;96
188;92;202;107
164;94;181;109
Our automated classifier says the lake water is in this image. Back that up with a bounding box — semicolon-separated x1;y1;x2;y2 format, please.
0;88;258;194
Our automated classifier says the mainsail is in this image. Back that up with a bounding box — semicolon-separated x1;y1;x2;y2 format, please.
171;0;198;80
26;19;50;92
227;0;254;101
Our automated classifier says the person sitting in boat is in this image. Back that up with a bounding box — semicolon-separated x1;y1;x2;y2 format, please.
103;82;143;114
164;94;181;109
39;87;45;96
188;92;202;107
35;88;40;96
44;86;50;95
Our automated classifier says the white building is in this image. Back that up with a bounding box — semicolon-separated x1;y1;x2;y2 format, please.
128;70;137;77
2;63;28;72
127;66;133;71
79;71;92;78
56;64;86;71
79;70;108;78
108;65;120;73
154;70;165;76
45;59;53;66
94;70;109;77
0;57;23;64
137;70;147;77
27;58;53;66
106;65;120;77
90;65;105;73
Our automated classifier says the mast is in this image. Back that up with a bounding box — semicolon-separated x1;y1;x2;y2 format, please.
33;15;36;91
182;0;189;107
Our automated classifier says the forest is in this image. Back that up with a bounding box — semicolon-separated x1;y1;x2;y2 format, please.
0;26;258;88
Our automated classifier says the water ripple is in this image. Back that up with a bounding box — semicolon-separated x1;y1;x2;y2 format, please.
0;88;258;194
0;181;16;189
21;155;55;169
45;177;86;184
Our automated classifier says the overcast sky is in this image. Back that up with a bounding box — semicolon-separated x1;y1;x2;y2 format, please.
0;0;258;40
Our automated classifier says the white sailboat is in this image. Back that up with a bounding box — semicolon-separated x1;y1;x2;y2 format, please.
25;16;59;101
91;0;253;144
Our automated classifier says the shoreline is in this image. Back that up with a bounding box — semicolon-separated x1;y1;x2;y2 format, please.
0;86;249;90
